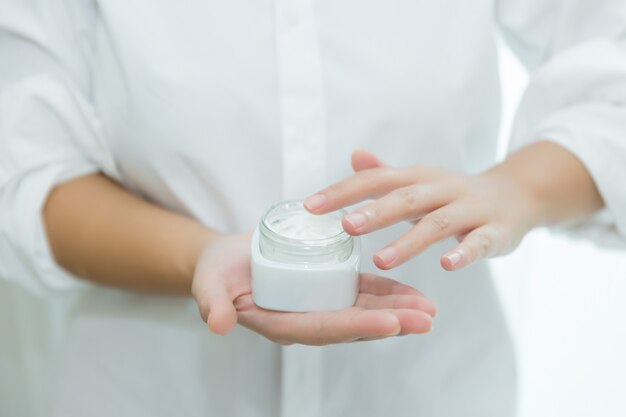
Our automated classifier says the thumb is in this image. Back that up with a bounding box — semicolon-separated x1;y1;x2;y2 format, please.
197;281;238;336
351;149;386;172
207;298;238;336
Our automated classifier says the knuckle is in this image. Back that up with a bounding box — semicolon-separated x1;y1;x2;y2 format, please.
424;211;450;232
362;205;383;226
498;226;514;252
393;186;420;212
395;237;419;260
489;224;515;254
470;231;493;258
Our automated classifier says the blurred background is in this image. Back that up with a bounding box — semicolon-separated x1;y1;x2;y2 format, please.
492;37;626;417
0;37;625;417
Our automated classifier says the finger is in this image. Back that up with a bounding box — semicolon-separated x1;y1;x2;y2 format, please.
351;149;387;172
373;205;482;269
352;309;433;340
358;273;423;296
304;166;426;214
440;224;508;271
305;161;455;215
195;276;238;336
384;309;434;335
341;184;453;235
356;293;437;317
240;306;401;346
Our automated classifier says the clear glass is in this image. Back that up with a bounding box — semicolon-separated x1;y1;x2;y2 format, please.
259;200;353;264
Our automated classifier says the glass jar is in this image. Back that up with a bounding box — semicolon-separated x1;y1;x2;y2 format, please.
251;200;361;312
258;200;353;264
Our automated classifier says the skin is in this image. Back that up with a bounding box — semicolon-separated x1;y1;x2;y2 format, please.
44;140;602;345
44;175;436;346
304;141;604;272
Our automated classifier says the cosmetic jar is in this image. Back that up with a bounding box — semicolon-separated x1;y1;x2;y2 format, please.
251;200;360;312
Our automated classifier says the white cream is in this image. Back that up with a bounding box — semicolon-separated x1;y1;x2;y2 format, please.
271;212;344;240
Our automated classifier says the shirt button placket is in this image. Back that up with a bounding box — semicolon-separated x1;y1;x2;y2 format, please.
275;0;327;416
275;0;328;199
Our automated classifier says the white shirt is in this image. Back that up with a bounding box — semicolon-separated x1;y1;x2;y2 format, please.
1;1;625;416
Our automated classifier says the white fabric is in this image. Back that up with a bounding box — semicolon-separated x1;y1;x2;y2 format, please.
0;0;624;416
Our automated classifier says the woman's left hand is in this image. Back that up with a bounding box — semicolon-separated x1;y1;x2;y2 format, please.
304;149;548;271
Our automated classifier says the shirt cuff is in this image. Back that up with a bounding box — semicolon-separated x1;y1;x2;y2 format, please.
0;155;98;295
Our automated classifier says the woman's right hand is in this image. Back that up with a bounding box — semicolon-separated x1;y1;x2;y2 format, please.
191;233;437;346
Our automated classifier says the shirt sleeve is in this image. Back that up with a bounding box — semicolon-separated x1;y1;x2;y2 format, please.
497;0;626;246
0;0;118;295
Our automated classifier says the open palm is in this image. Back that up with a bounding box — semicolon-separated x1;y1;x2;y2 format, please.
192;233;436;346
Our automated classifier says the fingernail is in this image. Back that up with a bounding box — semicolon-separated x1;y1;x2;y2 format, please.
304;194;327;211
445;251;462;267
375;246;399;266
343;212;367;230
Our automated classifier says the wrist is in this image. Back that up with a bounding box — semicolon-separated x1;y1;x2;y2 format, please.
482;154;550;229
483;140;604;228
178;224;223;296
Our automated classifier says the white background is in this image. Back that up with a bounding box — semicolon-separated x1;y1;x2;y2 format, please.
493;39;626;417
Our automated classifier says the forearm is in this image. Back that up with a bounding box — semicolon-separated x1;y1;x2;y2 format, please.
485;140;605;227
44;173;219;295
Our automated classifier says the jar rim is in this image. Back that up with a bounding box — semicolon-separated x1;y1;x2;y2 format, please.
260;200;351;247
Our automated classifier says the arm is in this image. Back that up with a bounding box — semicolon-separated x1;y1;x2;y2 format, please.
43;173;218;295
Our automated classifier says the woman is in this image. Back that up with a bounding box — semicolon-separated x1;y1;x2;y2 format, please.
1;0;624;416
